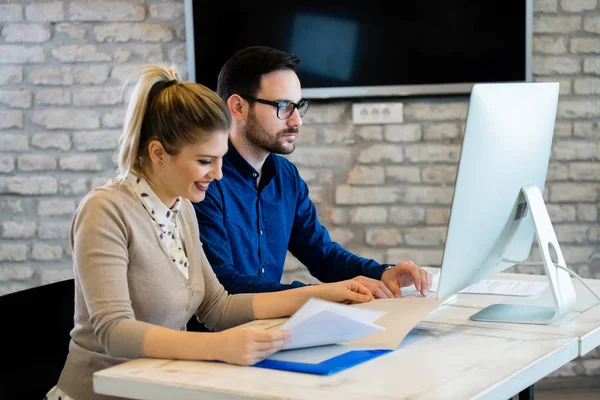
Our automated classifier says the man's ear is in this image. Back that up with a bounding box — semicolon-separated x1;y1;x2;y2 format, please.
227;94;247;121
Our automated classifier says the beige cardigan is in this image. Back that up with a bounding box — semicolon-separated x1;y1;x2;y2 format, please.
57;181;255;400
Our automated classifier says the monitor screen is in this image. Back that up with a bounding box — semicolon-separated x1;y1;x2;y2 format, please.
185;0;532;99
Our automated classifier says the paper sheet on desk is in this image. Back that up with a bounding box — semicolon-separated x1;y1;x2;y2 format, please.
429;271;548;296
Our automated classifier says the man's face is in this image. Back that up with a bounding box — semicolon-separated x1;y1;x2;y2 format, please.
244;69;303;155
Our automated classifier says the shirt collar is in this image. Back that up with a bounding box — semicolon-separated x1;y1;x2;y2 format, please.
125;172;182;231
225;140;278;183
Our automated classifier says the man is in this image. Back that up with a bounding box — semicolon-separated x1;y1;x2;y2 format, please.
193;46;431;298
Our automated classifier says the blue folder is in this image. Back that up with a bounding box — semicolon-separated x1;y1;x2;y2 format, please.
253;349;392;376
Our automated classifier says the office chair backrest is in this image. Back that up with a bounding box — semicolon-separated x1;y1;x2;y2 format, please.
0;279;74;399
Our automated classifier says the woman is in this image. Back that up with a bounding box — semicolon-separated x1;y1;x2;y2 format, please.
45;65;373;400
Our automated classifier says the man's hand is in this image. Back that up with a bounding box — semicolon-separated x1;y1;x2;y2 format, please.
353;275;395;299
381;261;432;297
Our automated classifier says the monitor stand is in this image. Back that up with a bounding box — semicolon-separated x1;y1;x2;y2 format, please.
469;184;577;325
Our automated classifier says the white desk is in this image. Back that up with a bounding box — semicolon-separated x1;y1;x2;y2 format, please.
94;322;577;400
423;271;600;356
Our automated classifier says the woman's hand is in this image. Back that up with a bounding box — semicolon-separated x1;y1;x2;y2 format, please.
313;279;374;304
213;327;291;366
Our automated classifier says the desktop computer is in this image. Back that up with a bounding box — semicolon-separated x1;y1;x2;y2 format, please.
435;82;578;325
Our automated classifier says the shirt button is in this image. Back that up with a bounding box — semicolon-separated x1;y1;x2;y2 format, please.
252;172;258;178
260;230;263;235
261;267;265;274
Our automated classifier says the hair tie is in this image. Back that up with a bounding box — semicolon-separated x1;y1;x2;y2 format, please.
148;79;178;104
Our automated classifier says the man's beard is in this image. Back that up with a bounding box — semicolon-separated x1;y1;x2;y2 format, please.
246;108;298;155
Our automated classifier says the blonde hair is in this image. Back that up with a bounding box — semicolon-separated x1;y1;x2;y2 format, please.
117;64;231;181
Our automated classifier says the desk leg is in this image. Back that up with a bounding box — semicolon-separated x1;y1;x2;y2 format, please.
518;385;534;400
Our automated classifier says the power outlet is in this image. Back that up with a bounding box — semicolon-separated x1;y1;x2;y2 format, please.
352;102;404;125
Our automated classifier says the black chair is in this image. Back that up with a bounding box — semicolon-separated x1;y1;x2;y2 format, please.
0;279;74;400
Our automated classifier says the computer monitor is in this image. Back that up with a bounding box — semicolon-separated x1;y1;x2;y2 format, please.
436;82;576;325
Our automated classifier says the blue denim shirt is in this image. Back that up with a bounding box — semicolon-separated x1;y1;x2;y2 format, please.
193;142;389;294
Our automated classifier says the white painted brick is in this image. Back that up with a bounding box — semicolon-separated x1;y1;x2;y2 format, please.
38;198;76;216
168;43;186;66
404;144;461;162
584;57;600;74
423;123;460;140
0;282;36;296
577;204;598;221
0;265;34;281
149;3;185;19
320;125;355;145
349;207;388;224
590;227;600;243
328;228;354;246
36;268;74;285
561;245;595;264
561;0;598;11
29;66;73;85
553;140;597;160
31;243;63;261
389;206;426;226
0;45;45;63
534;16;581;32
35;89;71;105
569;163;600;180
90;177;112;189
51;45;111;62
0;133;28;151
422;165;457;183
548;360;580;377
0;89;32;108
129;44;164;62
73;65;111;84
581;359;600;375
386;248;443;267
59;177;88;195
535;0;559;12
1;176;57;195
308;185;323;204
558;100;600;118
109;65;139;83
355;125;383;141
0;155;14;173
0;110;24;129
534;76;572;95
533;56;581;74
547;204;577;222
25;2;64;22
366;228;402;246
571;38;600;54
554;224;590;244
0;243;28;262
94;23;174;42
0;199;25;214
56;23;86;39
533;36;568;54
385;166;421;183
302;103;348;124
403;227;447;246
335;185;402;205
73;87;121;106
59;155;102;171
554;122;573;137
0;66;23;84
31;133;71;151
574;78;600;94
294;125;316;145
17;154;57;172
2;23;51;43
69;1;145;22
0;4;22;22
384;124;422;142
426;208;451;225
32;109;100;129
38;221;70;239
326;207;349;225
549;183;597;202
404;102;468;121
346;166;385;185
584;16;600;33
358;145;404;164
547;162;569;180
113;48;130;63
405;186;454;205
286;148;352;167
72;130;120;151
2;221;37;239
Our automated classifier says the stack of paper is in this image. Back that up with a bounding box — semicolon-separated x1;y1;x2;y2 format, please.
429;272;549;296
279;298;386;350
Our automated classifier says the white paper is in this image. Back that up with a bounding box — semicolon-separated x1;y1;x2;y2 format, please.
429;272;548;296
280;298;386;350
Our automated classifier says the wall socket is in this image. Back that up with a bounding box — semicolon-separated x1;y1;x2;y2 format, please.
352;102;404;125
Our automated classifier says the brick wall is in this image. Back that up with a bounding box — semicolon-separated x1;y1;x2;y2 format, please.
0;0;598;381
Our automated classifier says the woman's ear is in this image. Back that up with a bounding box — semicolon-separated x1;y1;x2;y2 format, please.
147;139;166;166
227;94;247;121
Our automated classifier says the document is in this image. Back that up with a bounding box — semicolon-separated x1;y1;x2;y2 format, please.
429;272;548;296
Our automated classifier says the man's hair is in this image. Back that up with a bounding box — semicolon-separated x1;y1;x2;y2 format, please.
216;46;301;101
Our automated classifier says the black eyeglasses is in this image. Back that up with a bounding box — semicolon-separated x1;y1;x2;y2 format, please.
240;95;309;120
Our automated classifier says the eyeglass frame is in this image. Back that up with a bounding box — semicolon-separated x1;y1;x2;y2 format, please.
240;95;309;120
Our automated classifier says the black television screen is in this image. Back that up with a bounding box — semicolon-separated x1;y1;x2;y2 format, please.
184;0;532;99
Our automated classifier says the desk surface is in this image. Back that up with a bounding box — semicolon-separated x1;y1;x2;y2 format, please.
95;322;577;400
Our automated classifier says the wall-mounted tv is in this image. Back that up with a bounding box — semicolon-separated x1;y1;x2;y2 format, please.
184;0;533;100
